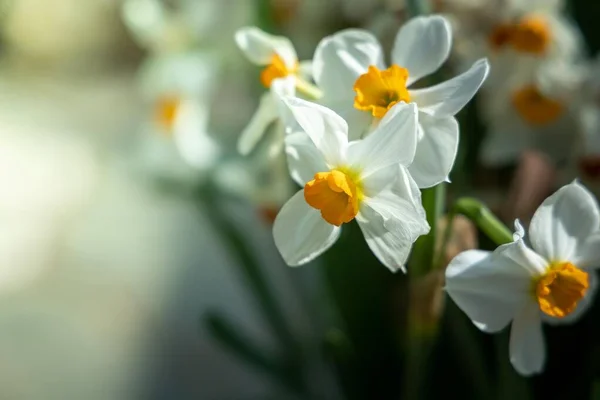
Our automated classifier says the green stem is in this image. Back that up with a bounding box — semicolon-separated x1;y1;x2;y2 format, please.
204;312;304;393
450;197;513;246
406;0;430;17
198;189;301;360
411;184;446;277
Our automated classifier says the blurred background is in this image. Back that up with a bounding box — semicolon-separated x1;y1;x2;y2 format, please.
1;0;600;399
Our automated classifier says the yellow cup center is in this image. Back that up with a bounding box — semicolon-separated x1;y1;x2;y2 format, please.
304;169;363;226
511;85;564;126
155;96;181;134
535;262;589;318
260;53;297;88
488;15;551;55
353;65;412;118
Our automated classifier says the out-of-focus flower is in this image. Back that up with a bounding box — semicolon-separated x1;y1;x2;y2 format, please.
443;0;583;74
122;0;253;55
133;50;221;183
445;181;600;376
234;27;315;157
273;98;429;271
479;60;586;167
312;15;489;188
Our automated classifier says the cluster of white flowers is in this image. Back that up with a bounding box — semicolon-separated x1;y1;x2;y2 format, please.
235;16;489;270
441;0;591;170
234;11;600;378
121;0;600;379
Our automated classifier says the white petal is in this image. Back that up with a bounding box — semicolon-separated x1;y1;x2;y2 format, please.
280;96;348;166
357;185;430;272
543;270;598;325
237;93;278;155
576;233;600;269
509;303;546;376
173;100;220;170
410;59;490;117
313;29;384;101
321;99;372;142
235;27;297;68
391;15;452;86
408;114;459;188
284;132;328;186
445;249;531;333
273;190;341;266
529;181;600;263
347;103;418;177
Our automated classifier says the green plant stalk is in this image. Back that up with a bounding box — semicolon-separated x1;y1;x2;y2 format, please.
449;197;513;246
204;312;305;393
411;183;446;277
406;0;430;17
198;189;301;362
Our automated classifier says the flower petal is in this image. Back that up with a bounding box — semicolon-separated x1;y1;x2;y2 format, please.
284;132;328;186
237;92;278;155
273;190;341;266
321;100;372;142
313;29;384;101
509;303;545;376
391;15;452;86
173;100;220;170
357;180;430;272
410;58;489;117
280;96;348;166
445;248;532;333
408;113;459;188
235;27;297;68
576;233;600;269
347;102;418;177
529;181;600;263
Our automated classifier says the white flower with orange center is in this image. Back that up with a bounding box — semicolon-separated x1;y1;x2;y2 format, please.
312;15;489;188
136;51;220;181
235;27;315;157
445;181;600;376
273;97;429;271
479;59;586;167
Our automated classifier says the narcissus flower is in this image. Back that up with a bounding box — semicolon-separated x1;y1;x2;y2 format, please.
313;15;489;188
235;27;314;156
445;181;600;376
273;97;429;271
135;51;220;182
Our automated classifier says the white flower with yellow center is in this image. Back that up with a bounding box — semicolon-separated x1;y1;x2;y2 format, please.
445;181;600;376
136;51;220;182
235;27;314;157
479;59;586;167
273;97;429;271
312;15;489;188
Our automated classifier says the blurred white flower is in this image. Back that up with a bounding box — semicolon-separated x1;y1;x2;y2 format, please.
445;181;600;376
122;0;253;55
234;27;315;157
133;50;221;183
445;0;583;74
479;59;587;167
273;98;429;271
312;15;489;188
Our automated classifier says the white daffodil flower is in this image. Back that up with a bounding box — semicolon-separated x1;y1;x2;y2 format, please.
312;15;489;188
235;27;314;157
272;97;429;271
479;59;586;167
445;181;600;376
135;51;221;182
